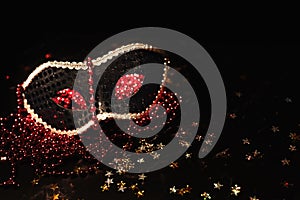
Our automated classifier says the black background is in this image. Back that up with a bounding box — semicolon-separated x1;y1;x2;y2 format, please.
1;22;300;199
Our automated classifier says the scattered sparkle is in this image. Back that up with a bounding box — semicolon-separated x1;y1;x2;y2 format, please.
253;149;261;158
156;143;165;149
100;184;109;192
271;126;279;133
184;185;192;193
150;152;160;159
170;186;177;194
52;193;59;200
169;162;179;169
49;183;59;191
177;188;185;196
289;132;300;141
201;192;212;199
195;135;203;141
105;171;113;177
185;152;192;159
135;190;144;198
245;154;253;161
138;174;147;181
192;121;199;127
216;148;230;158
213;182;223;190
242;138;250;145
281;158;290;166
175;185;192;196
289;145;297;152
116;169;125;175
137;158;145;163
130;183;139;191
31;178;39;185
117;181;127;192
105;178;114;186
229;113;237;119
231;184;241;196
179;140;190;147
235;91;242;97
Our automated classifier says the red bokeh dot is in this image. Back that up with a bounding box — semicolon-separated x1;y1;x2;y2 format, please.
45;53;52;59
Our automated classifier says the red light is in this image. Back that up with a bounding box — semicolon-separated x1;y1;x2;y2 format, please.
283;181;289;188
52;88;87;110
45;53;52;59
115;73;144;100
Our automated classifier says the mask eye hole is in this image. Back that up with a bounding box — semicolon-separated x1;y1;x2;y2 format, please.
114;73;144;100
51;88;87;110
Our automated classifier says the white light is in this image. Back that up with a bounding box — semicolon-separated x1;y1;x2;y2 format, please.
1;156;7;161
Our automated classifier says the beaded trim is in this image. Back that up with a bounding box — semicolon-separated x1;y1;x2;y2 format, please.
21;43;169;135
